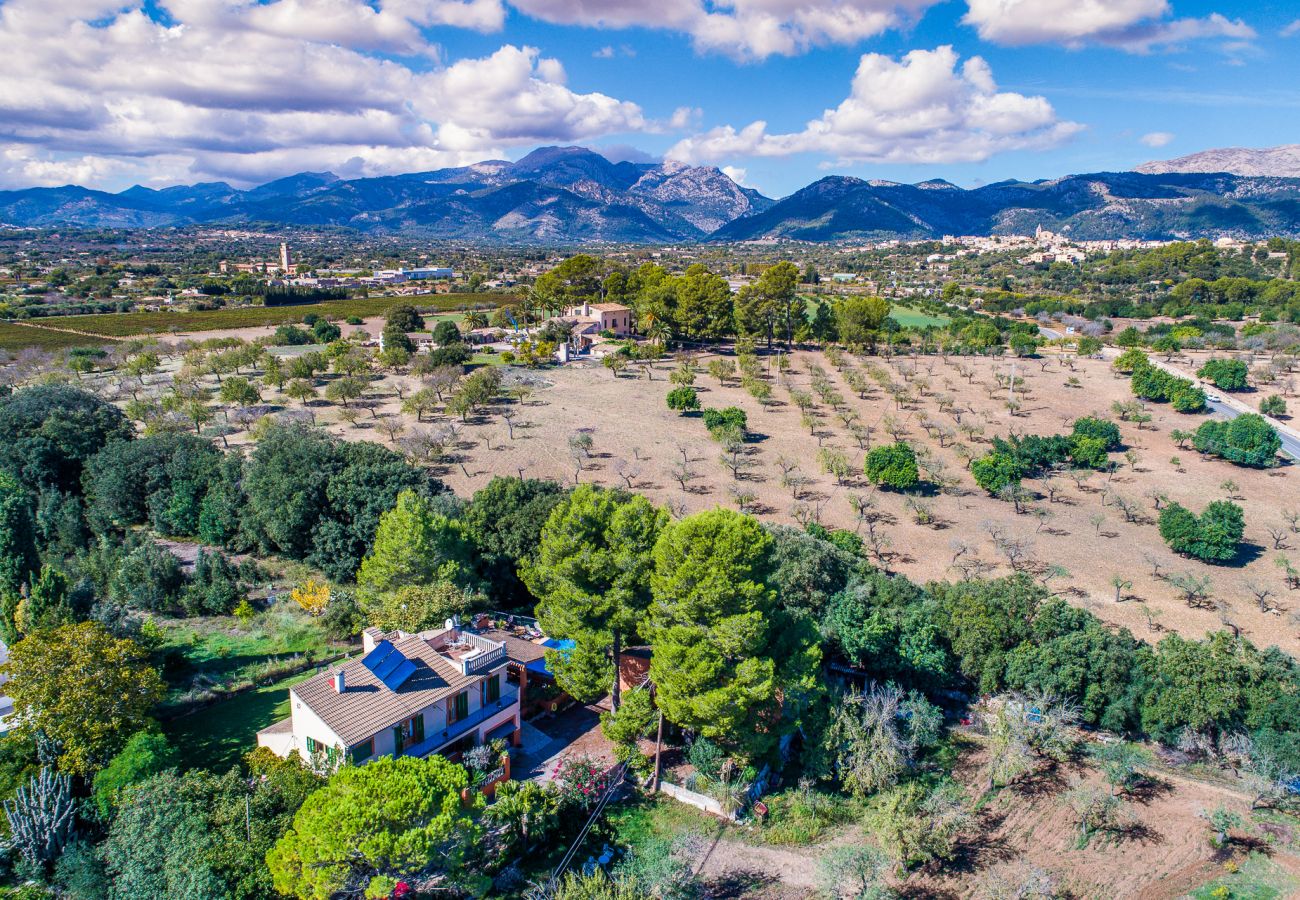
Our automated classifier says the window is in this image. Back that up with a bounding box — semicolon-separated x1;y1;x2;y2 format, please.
349;737;374;765
449;691;469;724
483;674;500;705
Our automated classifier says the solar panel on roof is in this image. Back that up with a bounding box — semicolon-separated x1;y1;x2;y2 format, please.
375;653;407;682
361;639;418;692
361;640;397;672
383;658;417;691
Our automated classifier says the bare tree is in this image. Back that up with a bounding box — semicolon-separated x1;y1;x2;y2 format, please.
1168;572;1213;609
1142;552;1164;579
671;460;698;492
1267;527;1291;551
1245;581;1276;613
613;458;640;490
376;416;406;444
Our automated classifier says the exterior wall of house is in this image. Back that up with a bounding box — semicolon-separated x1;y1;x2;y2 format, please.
598;309;631;335
260;657;522;766
284;690;345;761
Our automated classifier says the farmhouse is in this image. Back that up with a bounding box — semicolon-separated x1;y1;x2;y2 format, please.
257;623;528;768
564;301;633;336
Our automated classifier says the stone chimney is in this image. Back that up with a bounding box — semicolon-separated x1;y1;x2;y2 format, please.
332;669;345;694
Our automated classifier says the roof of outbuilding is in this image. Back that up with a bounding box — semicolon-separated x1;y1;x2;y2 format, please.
475;628;549;664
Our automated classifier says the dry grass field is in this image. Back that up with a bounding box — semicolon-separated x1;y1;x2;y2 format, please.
384;348;1298;655
125;332;1300;657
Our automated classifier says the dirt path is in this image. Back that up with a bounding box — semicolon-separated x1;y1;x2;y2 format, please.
689;828;837;899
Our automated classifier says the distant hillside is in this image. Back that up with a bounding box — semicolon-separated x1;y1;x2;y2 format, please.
4;147;1300;242
711;171;1300;242
0;147;773;243
1137;145;1300;178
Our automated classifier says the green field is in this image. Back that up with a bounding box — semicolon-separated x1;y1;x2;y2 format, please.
163;668;318;773
20;293;508;339
157;607;349;771
888;304;952;328
804;297;952;330
0;321;117;352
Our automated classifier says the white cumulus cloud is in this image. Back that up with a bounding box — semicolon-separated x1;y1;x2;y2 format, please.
963;0;1255;52
0;0;646;188
509;0;941;60
668;46;1082;166
1140;131;1175;147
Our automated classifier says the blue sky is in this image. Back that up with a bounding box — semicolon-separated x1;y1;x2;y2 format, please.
0;0;1295;196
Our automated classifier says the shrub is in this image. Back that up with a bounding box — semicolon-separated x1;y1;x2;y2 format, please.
1171;386;1208;413
971;451;1021;494
426;343;470;367
1260;395;1287;417
271;325;312;346
865;443;920;490
702;406;747;435
385;304;424;332
1197;358;1249;391
1069;436;1109;470
1112;348;1148;374
1193;414;1281;467
665;387;699;414
1072;417;1121;451
310;320;341;343
1158;500;1243;563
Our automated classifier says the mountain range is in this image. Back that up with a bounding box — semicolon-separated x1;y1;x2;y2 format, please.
1137;144;1300;178
3;145;1300;243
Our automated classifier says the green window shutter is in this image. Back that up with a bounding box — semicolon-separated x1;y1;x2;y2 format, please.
455;692;469;721
306;736;318;755
486;675;500;704
392;726;403;757
350;741;370;765
413;714;424;742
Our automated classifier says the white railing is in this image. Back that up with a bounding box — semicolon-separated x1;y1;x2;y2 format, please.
457;632;507;675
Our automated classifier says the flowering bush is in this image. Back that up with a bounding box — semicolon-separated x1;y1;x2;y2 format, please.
553;754;610;809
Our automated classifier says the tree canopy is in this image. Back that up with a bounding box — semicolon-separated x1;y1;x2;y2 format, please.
4;622;165;776
267;755;479;900
648;509;820;760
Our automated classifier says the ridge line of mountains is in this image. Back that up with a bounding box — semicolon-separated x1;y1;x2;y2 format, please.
3;145;1299;243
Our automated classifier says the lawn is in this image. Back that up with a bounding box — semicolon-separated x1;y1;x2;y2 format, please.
803;297;951;330
888;304;952;328
155;605;340;709
163;667;319;773
29;293;508;338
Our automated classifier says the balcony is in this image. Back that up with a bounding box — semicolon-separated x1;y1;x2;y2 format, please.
400;687;519;760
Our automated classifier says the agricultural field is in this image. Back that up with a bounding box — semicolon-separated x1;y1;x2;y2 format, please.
113;334;1300;657
0;320;116;352
9;292;502;340
284;346;1291;657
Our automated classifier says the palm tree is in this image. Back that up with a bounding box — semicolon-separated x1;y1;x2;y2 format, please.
645;316;670;348
464;310;488;331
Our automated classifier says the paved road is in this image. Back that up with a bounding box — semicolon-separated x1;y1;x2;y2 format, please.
1036;324;1300;460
